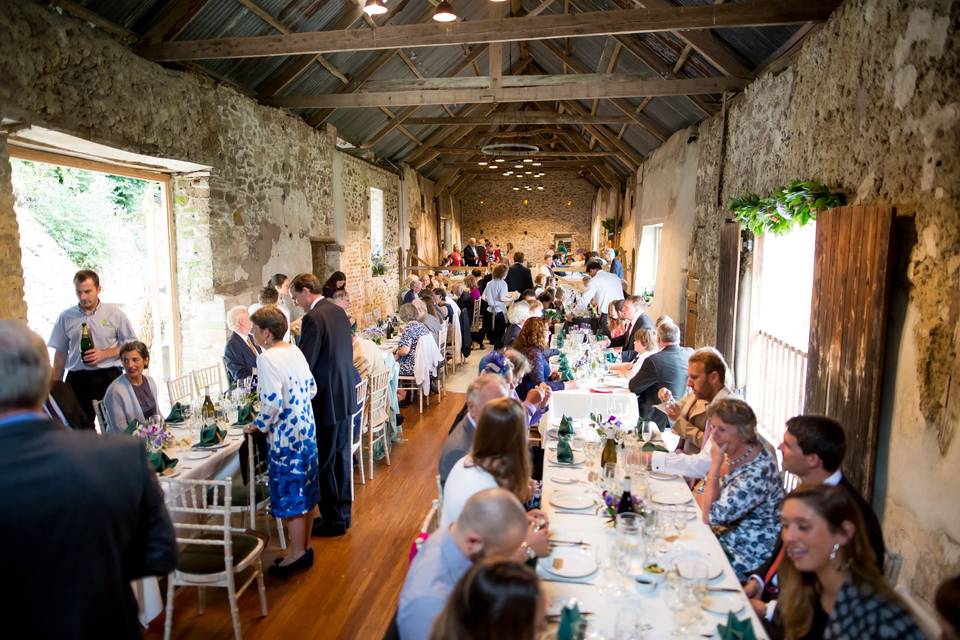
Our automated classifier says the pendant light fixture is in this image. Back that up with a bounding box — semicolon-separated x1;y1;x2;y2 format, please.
363;0;387;16
432;0;457;22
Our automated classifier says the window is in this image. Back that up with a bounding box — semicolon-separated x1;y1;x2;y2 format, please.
369;187;384;256
636;223;662;294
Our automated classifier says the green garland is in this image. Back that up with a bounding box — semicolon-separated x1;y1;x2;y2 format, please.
728;180;845;236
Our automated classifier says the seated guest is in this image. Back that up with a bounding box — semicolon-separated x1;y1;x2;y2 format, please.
609;328;658;378
745;414;885;622
403;277;423;304
936;575;960;640
514;317;574;401
0;320;176;638
434;288;455;324
628;321;689;430
696;399;783;582
503;301;530;347
503;348;550;426
533;273;546;295
102;341;160;432
656;314;674;327
607;299;626;338
322;271;347;299
527;300;543;318
521;289;537;303
663;348;731;455
778;485;923;639
417;293;444;348
331;289;357;330
430;560;546;640
248;307;320;577
439;374;510;486
224;305;261;384
609;295;654;361
397;489;530;640
536;290;554;309
352;333;388;381
395;303;432;378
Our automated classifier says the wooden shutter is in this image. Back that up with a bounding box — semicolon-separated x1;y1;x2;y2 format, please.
804;205;895;500
684;274;699;347
716;220;742;365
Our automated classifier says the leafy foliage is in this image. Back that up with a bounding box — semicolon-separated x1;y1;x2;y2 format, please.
728;180;845;236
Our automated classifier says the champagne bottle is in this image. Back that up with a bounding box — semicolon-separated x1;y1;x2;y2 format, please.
617;476;634;514
80;322;94;354
601;436;618;467
201;386;216;423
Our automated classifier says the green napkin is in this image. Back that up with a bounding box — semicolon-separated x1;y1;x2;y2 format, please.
717;611;756;640
198;423;226;447
557;436;574;464
236;402;256;425
556;603;585;640
165;402;185;423
147;450;179;474
125;419;141;435
641;442;669;453
559;415;574;437
604;351;618;364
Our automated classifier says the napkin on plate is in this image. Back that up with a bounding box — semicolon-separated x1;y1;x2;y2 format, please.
125;419;141;435
557;436;574;464
147;450;179;475
198;423;226;447
165;402;186;423
717;611;756;640
236;402;256;425
641;442;669;453
559;415;575;437
556;603;586;640
604;351;618;363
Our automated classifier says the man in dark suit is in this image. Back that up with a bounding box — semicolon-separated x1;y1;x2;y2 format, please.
0;320;176;638
628;322;690;429
607;295;654;361
291;273;357;537
745;414;885;623
223;305;261;385
463;237;479;266
505;252;535;293
438;374;509;487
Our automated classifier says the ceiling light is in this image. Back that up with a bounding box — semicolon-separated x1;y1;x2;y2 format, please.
532;162;541;166
478;161;487;166
432;0;457;22
503;172;511;176
525;171;532;175
513;187;520;191
523;158;534;163
363;0;387;16
495;158;506;163
514;165;523;169
537;186;544;190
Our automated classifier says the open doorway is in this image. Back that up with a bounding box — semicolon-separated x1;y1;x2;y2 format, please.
9;150;179;406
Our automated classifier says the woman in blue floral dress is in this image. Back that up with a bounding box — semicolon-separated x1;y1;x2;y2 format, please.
395;303;431;377
249;306;318;577
696;398;784;581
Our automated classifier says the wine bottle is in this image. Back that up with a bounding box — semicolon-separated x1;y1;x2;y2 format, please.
600;436;618;466
201;387;216;423
616;476;635;514
80;322;94;354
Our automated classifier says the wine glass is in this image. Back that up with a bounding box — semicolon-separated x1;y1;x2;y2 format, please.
595;530;623;596
640;421;655;445
602;462;618;493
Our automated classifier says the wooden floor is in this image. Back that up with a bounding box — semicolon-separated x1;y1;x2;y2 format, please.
148;390;465;640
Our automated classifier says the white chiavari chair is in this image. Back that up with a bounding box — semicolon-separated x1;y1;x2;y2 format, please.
91;399;109;434
351;378;368;497
413;499;442;557
191;364;224;398
162;477;267;640
469;298;482;334
224;433;285;549
436;323;448;398
366;369;392;478
166;373;193;406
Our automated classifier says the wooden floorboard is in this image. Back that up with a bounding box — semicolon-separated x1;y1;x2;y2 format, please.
148;391;466;640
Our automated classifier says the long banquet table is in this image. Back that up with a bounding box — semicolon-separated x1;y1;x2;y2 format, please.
536;393;768;639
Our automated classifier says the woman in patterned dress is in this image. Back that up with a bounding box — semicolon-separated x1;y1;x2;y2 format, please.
248;306;319;578
696;398;784;582
394;303;431;378
778;484;923;639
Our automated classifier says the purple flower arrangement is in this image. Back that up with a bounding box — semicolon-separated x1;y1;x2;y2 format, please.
129;420;175;454
600;490;642;525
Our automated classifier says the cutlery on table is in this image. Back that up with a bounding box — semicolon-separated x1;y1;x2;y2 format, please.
548;539;590;546
539;576;596;585
707;587;744;593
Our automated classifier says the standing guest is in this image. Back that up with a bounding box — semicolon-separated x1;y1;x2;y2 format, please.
455;281;475;320
514;317;574;401
696;399;784;582
395;303;432;378
778;485;923;639
503;301;531;348
397;489;531;640
439;374;510;486
505;253;535;293
270;273;304;322
247;306;320;576
403;277;423;304
609;296;654;361
484;240;496;265
431;560;546;640
482;263;511;349
477;241;489;266
604;247;625;280
628;321;690;430
224;305;261;384
290;273;356;537
250;286;291;342
538;252;554;281
463;237;480;266
0;320;175;639
440;249;453;268
101;341;159;432
450;244;464;267
322;271;347;299
572;260;624;335
49;270;136;422
936;575;960;640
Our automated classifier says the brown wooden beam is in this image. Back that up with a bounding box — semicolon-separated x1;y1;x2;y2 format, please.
403;113;635;125
431;149;619;157
447;160;603;168
137;2;843;61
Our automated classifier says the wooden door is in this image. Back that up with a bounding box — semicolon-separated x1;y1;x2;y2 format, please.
804;205;895;500
716;220;742;365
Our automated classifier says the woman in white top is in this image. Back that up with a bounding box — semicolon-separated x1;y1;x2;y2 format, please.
609;328;659;378
441;398;551;559
482;263;511;349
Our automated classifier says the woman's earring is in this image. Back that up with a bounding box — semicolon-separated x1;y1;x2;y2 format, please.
829;542;840;562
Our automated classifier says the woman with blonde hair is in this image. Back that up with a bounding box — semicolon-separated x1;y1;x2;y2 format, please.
609;328;659;377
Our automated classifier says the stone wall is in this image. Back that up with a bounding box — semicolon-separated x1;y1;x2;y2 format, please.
0;138;27;320
458;172;597;266
402;165;440;266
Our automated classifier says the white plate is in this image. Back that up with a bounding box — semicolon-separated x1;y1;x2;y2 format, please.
701;593;746;616
552;473;581;485
649;471;678;481
546;442;581;451
548;451;586;466
541;547;598;579
185;451;213;460
158;469;180;478
192;442;228;451
668;551;724;581
549;492;596;510
652;490;692;506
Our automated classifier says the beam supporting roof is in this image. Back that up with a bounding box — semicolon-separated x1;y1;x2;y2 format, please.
263;75;747;109
402;113;636;125
431;149;619;157
137;1;843;61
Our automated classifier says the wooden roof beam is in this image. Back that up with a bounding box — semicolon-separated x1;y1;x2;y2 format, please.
403;113;636;125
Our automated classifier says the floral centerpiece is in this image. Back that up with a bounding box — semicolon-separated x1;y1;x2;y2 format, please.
371;251;387;276
591;413;626;441
361;325;386;345
125;419;178;474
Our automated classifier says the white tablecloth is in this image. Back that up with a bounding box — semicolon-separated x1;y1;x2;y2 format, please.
537;423;768;639
547;380;639;425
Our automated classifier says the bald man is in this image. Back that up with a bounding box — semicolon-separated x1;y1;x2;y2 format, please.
438;374;510;486
397;488;530;640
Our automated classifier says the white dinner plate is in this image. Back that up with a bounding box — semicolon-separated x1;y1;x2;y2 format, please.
652;490;692;506
649;471;678;481
548;451;586;466
549;491;596;510
158;468;180;478
545;441;581;451
192;442;228;451
552;473;581;485
185;451;213;460
701;593;746;616
541;547;598;579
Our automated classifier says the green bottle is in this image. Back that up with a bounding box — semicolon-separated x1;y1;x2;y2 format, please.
601;436;618;467
80;322;94;353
